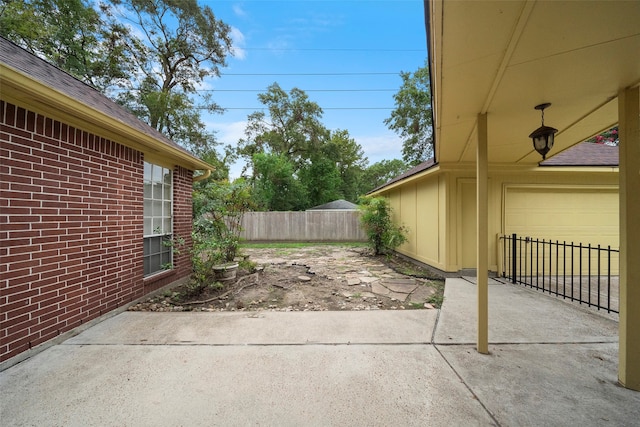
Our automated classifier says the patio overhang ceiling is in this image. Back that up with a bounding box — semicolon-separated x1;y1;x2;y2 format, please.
426;0;640;165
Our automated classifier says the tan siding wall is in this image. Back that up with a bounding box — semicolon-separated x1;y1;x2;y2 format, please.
377;165;619;273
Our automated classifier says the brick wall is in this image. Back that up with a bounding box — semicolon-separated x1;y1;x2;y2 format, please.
0;101;193;362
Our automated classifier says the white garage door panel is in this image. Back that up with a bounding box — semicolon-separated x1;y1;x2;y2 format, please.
504;187;619;248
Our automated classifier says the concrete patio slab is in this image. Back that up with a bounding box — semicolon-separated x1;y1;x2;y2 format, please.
438;342;640;426
434;278;619;344
64;310;436;346
2;277;638;427
1;312;490;427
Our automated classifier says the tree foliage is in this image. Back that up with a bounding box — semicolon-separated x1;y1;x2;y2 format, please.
2;0;234;171
384;61;433;166
109;0;232;157
251;153;308;211
0;0;132;91
237;83;329;170
361;159;409;193
237;84;369;209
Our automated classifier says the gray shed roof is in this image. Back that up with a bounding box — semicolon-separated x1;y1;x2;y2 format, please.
308;199;359;210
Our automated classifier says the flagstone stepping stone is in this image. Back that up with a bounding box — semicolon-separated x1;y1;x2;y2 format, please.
381;279;418;294
408;285;436;303
371;282;390;296
388;291;409;302
360;277;379;284
347;278;361;286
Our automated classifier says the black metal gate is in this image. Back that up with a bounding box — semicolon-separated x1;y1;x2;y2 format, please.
499;234;619;314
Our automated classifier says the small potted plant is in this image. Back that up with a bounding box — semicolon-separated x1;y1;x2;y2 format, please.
193;179;253;283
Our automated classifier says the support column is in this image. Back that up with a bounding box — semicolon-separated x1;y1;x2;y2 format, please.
618;86;640;391
477;113;489;354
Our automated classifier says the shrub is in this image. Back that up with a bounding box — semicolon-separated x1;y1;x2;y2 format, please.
193;179;254;262
358;196;408;255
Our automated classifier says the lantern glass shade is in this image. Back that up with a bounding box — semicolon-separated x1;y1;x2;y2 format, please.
529;125;557;160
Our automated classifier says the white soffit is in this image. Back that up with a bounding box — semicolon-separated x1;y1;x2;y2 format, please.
431;0;640;165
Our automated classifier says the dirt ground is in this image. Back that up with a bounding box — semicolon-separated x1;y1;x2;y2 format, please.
129;245;445;312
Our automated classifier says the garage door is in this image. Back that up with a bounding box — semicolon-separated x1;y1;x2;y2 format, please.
504;186;619;248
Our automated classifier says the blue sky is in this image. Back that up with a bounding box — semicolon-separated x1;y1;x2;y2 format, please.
201;0;427;177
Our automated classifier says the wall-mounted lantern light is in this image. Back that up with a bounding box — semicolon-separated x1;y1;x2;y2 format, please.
528;103;558;160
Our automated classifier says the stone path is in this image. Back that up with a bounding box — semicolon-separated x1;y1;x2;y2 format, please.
246;246;437;307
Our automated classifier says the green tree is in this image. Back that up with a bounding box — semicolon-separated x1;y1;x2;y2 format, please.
0;0;132;91
251;153;307;211
385;61;433;166
299;156;343;207
109;0;232;157
237;85;369;209
237;83;329;169
326;129;368;202
360;159;409;194
358;196;407;256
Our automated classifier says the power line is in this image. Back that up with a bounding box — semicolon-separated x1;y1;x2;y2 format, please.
226;108;394;110
220;72;401;76
201;89;396;92
109;87;398;93
240;48;424;52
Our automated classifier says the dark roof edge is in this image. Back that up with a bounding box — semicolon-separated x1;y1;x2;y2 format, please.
368;158;437;194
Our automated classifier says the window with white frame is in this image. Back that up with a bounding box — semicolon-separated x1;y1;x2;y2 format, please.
143;162;172;276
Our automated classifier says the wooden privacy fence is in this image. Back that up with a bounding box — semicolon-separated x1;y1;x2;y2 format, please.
239;211;367;242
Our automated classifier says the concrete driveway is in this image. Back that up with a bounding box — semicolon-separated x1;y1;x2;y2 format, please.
1;278;639;426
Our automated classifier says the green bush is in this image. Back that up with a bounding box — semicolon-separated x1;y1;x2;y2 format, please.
193;179;254;262
358;196;408;255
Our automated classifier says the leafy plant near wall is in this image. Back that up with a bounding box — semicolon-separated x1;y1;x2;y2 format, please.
193;179;254;263
161;180;255;295
357;196;408;256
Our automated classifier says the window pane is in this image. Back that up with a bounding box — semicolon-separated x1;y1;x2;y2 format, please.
164;184;172;200
153;200;162;216
163;218;171;233
144;162;152;180
150;236;162;254
152;218;163;235
143;218;151;236
161;251;171;266
148;253;161;274
152;165;162;182
144;182;152;198
153;182;163;199
164;201;171;216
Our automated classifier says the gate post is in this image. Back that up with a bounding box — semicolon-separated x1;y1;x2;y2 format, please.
512;233;517;284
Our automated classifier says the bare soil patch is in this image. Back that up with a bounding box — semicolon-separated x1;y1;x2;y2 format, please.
129;245;445;312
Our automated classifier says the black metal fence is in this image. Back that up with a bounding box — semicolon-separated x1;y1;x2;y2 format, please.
499;234;619;314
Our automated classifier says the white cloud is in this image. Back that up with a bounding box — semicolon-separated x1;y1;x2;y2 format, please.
210;120;247;146
232;4;247;18
353;134;403;164
230;27;247;60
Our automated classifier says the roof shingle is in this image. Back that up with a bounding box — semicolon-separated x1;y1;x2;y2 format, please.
541;142;618;167
0;37;196;159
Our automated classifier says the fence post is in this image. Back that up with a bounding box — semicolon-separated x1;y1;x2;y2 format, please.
512;233;517;284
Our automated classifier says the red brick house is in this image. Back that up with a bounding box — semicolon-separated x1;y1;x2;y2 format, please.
0;38;212;365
